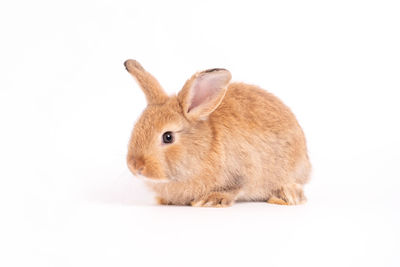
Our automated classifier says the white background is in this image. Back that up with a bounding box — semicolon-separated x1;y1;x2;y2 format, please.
1;0;399;266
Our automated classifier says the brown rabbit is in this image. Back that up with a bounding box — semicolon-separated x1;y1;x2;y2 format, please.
125;59;311;207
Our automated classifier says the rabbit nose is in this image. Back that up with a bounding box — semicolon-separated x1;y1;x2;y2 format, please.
137;166;144;175
132;157;145;174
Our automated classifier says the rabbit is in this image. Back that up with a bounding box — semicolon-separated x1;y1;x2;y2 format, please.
124;59;311;207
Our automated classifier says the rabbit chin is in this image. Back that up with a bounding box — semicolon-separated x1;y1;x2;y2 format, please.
135;173;170;184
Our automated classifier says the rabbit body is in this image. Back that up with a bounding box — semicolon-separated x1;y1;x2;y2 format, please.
125;60;311;207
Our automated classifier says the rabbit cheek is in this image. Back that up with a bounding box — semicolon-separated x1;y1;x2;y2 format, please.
163;145;184;176
164;145;182;163
140;160;166;181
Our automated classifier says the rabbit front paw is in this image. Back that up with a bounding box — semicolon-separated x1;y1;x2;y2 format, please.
191;192;235;208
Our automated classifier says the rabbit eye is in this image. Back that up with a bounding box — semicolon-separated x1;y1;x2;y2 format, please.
162;131;174;144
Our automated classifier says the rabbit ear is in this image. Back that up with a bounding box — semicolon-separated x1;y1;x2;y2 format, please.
178;68;231;120
124;59;168;104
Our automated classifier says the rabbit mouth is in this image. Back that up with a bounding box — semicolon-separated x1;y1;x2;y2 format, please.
135;173;170;184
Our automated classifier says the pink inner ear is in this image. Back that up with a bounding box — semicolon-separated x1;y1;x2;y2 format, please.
188;72;227;112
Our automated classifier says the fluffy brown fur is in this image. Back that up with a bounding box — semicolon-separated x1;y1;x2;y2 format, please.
125;59;311;207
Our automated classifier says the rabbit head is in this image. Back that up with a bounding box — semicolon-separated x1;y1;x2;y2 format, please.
124;60;231;182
